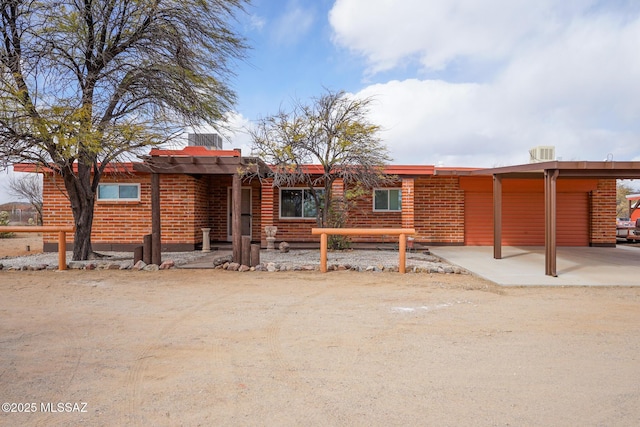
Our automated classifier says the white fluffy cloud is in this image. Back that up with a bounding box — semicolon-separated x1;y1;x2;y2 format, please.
331;0;640;166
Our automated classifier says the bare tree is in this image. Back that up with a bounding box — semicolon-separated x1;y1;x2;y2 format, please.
617;181;639;218
8;173;43;224
0;0;248;260
250;89;393;229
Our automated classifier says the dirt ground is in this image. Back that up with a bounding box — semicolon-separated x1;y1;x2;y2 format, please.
1;234;639;426
0;232;43;257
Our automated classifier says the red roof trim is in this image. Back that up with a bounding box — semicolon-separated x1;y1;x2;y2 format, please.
149;146;240;157
273;164;435;176
13;163;41;173
13;162;138;174
385;165;435;175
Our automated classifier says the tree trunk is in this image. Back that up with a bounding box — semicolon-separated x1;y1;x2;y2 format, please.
71;198;95;261
63;168;97;261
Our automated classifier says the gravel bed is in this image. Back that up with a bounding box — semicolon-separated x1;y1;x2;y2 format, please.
0;248;465;273
0;251;211;270
221;248;464;273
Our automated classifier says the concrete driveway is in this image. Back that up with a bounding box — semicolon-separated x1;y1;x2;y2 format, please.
432;244;640;286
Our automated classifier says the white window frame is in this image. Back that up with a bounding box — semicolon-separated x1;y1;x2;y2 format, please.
97;183;141;201
279;188;324;219
373;188;402;212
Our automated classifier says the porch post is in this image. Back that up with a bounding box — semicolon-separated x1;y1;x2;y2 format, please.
493;174;502;259
232;172;242;263
544;169;559;276
151;172;162;265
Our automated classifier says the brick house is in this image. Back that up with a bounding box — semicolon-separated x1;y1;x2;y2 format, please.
15;147;639;252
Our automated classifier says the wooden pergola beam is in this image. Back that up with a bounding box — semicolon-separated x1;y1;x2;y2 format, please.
135;154;271;265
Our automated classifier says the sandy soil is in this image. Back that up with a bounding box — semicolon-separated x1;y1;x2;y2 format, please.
0;237;639;426
0;233;43;258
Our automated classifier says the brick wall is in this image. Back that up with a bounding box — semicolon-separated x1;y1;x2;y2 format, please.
262;178;466;245
267;182;406;244
42;172;209;250
414;176;465;244
271;184;320;243
590;179;617;246
208;175;231;241
250;180;262;243
159;174;206;245
401;178;415;229
345;185;403;243
206;175;262;244
40;167;620;251
260;178;275;246
42;173;82;245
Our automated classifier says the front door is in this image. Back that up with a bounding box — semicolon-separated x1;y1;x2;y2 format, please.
227;187;252;241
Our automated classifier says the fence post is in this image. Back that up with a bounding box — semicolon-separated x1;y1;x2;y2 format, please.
58;230;67;270
251;244;261;267
398;233;406;274
143;234;152;264
241;236;251;266
320;233;328;273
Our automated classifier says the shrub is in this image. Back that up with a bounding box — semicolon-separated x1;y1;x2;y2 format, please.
0;211;15;238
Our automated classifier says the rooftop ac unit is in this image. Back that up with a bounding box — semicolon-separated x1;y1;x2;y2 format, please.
188;133;223;149
529;146;555;163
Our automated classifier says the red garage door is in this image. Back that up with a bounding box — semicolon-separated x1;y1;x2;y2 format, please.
464;192;493;245
464;191;588;246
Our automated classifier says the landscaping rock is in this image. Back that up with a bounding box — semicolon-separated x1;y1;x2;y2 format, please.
68;261;86;270
279;241;290;253
238;264;250;272
160;260;175;270
143;264;159;271
227;262;240;271
133;260;147;270
213;255;232;267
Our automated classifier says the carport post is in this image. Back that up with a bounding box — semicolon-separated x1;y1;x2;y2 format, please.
544;169;558;277
493;174;502;259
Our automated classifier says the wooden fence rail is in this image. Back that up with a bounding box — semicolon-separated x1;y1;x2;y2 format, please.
311;228;416;274
0;226;75;271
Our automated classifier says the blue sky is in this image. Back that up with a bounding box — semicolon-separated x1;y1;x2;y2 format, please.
3;0;640;202
224;0;640;168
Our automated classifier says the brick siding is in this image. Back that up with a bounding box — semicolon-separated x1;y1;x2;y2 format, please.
39;168;618;251
590;179;617;246
414;176;465;244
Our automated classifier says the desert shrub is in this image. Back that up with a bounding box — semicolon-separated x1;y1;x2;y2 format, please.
326;185;369;250
0;211;14;238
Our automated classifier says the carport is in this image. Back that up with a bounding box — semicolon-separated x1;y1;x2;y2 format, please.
467;161;640;277
432;245;640;286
